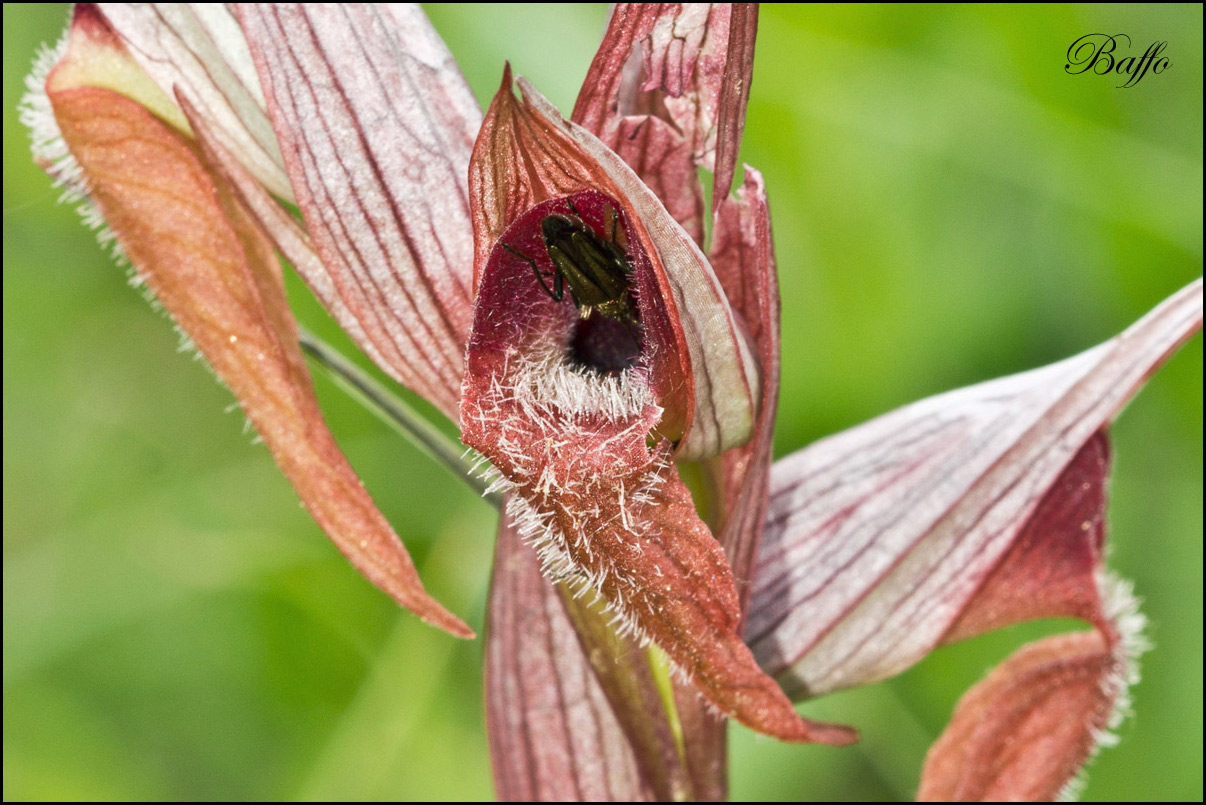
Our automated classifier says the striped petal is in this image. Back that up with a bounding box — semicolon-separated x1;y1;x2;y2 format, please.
749;280;1202;695
240;4;478;420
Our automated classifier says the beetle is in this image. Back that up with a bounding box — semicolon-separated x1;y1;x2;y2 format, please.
504;201;641;331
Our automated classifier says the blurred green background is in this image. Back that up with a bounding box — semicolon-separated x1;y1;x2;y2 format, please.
4;4;1200;801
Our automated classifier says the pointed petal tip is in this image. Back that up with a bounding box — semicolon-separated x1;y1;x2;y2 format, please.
737;694;858;745
378;572;473;638
52;80;470;645
702;662;858;745
795;719;860;747
425;609;475;640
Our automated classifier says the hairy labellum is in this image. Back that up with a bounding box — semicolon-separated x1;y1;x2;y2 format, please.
461;188;855;744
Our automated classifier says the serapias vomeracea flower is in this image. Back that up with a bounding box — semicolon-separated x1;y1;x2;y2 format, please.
23;3;1201;801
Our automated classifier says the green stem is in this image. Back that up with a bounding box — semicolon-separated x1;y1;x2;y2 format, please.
645;644;687;765
298;328;502;510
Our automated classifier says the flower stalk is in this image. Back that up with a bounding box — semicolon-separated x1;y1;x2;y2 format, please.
297;327;501;507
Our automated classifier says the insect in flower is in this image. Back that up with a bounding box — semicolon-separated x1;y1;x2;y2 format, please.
504;199;641;331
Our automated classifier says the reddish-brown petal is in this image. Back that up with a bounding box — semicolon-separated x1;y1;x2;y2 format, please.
747;280;1202;696
705;168;781;609
942;432;1110;643
181;90;395;382
47;43;469;638
476;195;725;795
711;4;758;212
572;3;759;236
917;630;1121;801
920;433;1142;799
572;3;705;238
239;4;478;421
462;191;851;744
569;4;660;137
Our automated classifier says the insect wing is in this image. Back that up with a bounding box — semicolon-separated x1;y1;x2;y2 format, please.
542;214;632;314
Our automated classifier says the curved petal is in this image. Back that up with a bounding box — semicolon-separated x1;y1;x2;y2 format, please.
184;85;398;388
240;4;478;421
748;280;1202;696
941;432;1110;643
917;627;1129;801
42;13;470;638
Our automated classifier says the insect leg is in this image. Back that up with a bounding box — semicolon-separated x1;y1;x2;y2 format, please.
504;242;563;302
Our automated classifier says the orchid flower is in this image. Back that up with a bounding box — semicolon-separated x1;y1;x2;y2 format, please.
11;3;1201;801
